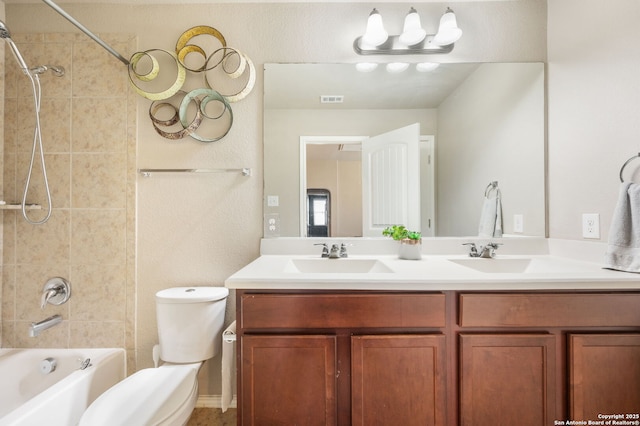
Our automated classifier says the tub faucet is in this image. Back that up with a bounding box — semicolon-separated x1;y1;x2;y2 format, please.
40;277;71;309
463;242;502;258
29;314;62;337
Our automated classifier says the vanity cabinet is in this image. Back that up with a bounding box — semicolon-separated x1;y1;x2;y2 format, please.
238;292;447;426
569;333;640;420
459;334;557;425
236;290;640;426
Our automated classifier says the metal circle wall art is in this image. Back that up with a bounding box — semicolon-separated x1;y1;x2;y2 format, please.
128;25;254;142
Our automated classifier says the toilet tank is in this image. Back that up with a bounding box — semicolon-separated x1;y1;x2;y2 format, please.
156;286;229;363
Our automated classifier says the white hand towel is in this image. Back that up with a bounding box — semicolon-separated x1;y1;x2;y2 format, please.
479;185;503;238
604;182;640;273
221;320;237;412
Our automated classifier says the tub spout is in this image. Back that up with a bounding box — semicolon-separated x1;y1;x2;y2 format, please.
30;314;62;337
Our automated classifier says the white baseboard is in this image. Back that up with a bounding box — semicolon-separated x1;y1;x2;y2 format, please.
196;395;237;409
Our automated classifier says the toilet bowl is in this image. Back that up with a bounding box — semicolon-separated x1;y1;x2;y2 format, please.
79;286;229;426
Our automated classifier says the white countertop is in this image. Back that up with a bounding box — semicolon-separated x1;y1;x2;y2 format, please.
225;238;640;291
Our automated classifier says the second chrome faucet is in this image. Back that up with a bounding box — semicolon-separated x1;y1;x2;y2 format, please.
315;243;349;258
463;242;502;258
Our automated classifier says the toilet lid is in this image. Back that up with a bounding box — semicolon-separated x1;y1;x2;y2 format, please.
156;286;229;303
79;363;200;426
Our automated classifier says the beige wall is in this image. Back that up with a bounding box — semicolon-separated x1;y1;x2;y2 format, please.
2;1;548;396
547;0;640;240
437;62;545;236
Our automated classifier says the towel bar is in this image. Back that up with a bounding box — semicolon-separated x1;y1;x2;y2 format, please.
619;153;640;182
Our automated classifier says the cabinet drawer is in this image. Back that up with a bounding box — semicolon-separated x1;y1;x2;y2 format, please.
459;293;640;327
241;293;446;329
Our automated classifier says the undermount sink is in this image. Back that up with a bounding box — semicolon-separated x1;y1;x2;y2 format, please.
285;258;394;274
449;258;532;273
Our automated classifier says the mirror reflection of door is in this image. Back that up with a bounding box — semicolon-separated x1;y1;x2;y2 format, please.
307;189;330;237
301;131;434;238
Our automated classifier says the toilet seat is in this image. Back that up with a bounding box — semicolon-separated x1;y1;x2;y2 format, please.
79;363;201;426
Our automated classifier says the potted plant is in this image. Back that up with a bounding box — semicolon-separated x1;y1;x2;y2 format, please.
382;225;422;260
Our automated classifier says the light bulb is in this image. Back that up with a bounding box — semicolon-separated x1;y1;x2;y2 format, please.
386;62;409;73
433;7;462;46
416;62;439;72
361;8;388;47
355;63;378;72
399;7;426;46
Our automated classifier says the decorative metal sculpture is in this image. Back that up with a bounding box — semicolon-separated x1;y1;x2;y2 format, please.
128;25;255;142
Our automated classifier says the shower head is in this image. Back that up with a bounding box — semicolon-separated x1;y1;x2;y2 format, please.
0;20;11;39
0;20;30;74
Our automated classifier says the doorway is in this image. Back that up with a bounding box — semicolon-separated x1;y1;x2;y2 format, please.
307;189;331;237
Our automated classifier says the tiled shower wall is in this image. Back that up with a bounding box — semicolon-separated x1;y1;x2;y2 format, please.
1;32;137;370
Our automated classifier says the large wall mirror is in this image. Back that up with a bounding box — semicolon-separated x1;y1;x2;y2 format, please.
264;62;545;238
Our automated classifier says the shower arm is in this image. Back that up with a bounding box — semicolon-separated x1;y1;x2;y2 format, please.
41;0;129;66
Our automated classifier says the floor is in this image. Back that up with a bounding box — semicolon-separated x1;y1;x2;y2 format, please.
187;408;237;425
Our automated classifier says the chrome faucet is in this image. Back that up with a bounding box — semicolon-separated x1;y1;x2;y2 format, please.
315;243;330;258
29;314;62;337
463;242;502;258
329;243;349;259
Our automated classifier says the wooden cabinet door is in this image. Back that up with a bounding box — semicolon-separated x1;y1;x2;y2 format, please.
241;335;337;426
569;333;640;420
459;334;557;426
351;334;447;426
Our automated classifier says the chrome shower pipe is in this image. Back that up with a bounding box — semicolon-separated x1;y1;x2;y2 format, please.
41;0;129;66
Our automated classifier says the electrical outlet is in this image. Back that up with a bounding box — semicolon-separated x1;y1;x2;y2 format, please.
264;213;280;237
582;213;600;239
513;214;524;233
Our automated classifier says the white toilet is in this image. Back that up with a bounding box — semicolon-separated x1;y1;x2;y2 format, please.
80;286;229;426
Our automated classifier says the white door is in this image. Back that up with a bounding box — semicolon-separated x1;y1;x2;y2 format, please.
362;123;421;237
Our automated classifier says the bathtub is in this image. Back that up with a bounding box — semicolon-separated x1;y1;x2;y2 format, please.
0;348;125;426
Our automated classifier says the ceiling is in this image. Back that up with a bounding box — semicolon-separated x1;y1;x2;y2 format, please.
5;0;518;3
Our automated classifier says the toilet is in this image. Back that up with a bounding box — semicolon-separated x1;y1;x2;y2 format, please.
79;286;229;426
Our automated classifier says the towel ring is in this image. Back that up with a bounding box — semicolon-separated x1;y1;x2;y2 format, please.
484;181;499;196
619;153;640;182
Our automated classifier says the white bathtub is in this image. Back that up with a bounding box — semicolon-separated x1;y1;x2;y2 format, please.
0;348;125;426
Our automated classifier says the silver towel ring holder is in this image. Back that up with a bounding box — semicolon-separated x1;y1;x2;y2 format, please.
619;153;640;182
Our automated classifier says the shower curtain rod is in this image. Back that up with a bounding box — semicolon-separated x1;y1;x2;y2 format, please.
41;0;130;66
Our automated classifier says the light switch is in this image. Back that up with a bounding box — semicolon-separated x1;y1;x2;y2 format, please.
267;195;279;207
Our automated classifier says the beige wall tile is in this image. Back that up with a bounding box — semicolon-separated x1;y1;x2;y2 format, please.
16;209;70;265
72;153;126;208
69;320;124;348
38;98;71;153
71;209;126;265
70;263;126;321
71;97;127;153
2;265;15;321
2;215;15;266
16;152;70;210
72;42;129;98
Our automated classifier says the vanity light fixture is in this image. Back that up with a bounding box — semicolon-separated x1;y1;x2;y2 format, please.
361;8;388;47
354;7;462;56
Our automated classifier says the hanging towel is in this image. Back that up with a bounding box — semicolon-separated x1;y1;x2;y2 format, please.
604;182;640;273
221;320;237;413
478;182;503;238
